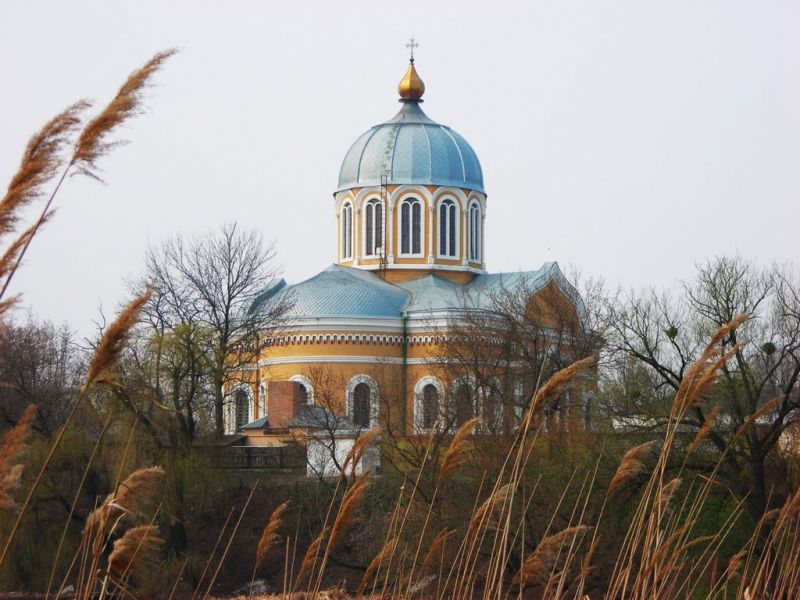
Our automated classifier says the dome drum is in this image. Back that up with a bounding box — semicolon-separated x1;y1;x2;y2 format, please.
335;185;486;280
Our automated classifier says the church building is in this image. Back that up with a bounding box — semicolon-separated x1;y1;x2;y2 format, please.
225;53;587;442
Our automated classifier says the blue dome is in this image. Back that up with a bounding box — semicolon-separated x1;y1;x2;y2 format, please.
337;102;484;193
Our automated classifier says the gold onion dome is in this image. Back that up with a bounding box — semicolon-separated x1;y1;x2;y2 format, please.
398;61;425;101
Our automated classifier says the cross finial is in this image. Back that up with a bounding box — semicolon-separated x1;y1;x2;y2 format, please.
406;38;419;63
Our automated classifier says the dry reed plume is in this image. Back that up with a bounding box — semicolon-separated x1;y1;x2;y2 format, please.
0;404;37;510
0;210;55;283
295;526;329;587
1;50;175;302
83;288;153;392
107;523;164;579
513;525;588;587
72;49;178;181
732;395;784;442
468;482;513;537
725;550;748;582
687;405;720;455
672;314;747;414
356;536;398;596
327;472;371;553
0;101;88;237
525;356;595;424
83;466;165;543
255;500;290;570
607;440;659;497
341;429;380;477
438;416;480;484
421;528;453;573
657;477;682;508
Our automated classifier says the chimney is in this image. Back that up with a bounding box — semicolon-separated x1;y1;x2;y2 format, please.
267;381;306;428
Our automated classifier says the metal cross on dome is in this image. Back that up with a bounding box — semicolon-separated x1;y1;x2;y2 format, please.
406;38;419;62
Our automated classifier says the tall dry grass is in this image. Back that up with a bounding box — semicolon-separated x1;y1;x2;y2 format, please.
222;315;797;599
0;49;175;583
1;300;796;599
0;404;36;510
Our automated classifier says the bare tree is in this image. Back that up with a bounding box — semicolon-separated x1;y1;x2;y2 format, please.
135;223;290;438
431;273;599;435
0;318;82;434
605;256;800;519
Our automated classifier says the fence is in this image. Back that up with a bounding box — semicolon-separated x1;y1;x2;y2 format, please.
204;445;307;471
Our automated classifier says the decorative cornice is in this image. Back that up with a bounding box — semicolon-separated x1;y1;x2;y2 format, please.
261;332;509;349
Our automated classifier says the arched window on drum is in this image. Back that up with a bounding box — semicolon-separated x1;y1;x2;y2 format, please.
438;199;458;258
468;201;481;262
341;202;353;260
364;198;384;257
399;197;423;256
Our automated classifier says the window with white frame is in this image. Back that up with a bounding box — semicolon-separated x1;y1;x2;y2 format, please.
414;376;444;431
438;199;458;258
341;202;353;260
259;382;267;417
452;381;474;426
480;383;503;434
399;197;423;256
289;374;314;404
468;202;481;262
422;384;440;429
353;383;371;428
347;375;378;429
364;198;383;257
234;388;250;430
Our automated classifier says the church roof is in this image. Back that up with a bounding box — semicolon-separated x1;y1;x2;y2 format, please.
337;101;484;193
251;264;408;320
250;262;584;325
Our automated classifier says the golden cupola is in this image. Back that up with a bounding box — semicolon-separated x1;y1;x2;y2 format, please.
398;60;425;101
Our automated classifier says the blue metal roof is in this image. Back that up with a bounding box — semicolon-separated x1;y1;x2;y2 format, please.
337;102;484;193
250;263;585;325
251;265;409;320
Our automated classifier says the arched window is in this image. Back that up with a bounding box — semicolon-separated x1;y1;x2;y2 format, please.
234;388;250;430
414;376;444;431
453;382;474;426
341;202;353;260
347;375;378;429
468;202;481;262
364;199;383;257
290;375;314;404
259;382;267;418
438;199;458;258
481;385;503;434
353;383;371;428
422;384;439;429
399;197;423;256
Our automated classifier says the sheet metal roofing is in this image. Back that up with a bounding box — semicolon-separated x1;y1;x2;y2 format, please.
337;101;484;193
249;263;579;323
252;265;409;320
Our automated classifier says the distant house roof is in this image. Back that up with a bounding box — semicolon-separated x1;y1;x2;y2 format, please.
240;416;268;431
288;405;359;433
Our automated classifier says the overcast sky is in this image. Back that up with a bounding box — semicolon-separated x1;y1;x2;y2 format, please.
1;0;798;334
